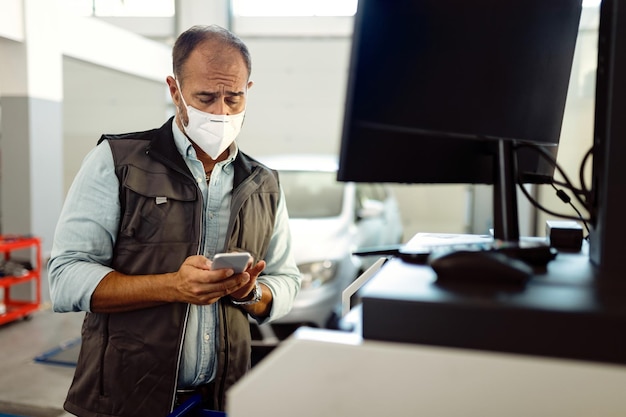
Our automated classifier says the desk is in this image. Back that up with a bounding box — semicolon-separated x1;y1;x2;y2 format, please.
227;236;626;416
360;235;626;365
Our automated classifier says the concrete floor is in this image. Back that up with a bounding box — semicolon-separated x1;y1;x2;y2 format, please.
0;261;81;417
0;305;82;417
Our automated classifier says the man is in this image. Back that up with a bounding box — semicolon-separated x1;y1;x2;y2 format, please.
48;25;301;417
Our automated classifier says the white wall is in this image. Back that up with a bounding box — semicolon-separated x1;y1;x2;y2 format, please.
59;11;172;194
0;0;24;42
62;58;169;194
237;37;351;156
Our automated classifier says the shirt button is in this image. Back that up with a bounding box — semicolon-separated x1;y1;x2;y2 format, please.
204;334;210;341
197;177;203;184
209;212;214;219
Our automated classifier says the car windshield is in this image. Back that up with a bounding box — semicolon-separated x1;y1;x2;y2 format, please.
278;170;344;218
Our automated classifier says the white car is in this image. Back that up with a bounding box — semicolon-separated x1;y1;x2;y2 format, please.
252;154;404;344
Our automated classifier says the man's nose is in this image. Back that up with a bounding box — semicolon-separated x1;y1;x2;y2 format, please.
211;100;228;115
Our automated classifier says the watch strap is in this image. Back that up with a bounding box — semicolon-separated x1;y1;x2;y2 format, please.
231;281;262;305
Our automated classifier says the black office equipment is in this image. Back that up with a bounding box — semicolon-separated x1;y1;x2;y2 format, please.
338;0;583;243
347;0;626;367
429;250;533;285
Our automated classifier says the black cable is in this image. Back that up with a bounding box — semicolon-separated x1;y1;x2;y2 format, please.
550;183;591;237
518;183;591;223
515;143;591;211
513;143;592;239
578;146;593;197
552;179;587;197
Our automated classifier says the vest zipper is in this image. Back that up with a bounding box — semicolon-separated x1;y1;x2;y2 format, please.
217;301;229;411
170;304;191;411
170;178;200;410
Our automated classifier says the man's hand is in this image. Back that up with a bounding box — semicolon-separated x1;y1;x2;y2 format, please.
174;255;256;305
229;260;266;301
90;256;267;313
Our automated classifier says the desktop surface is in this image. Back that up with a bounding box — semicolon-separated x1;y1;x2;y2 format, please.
360;234;626;366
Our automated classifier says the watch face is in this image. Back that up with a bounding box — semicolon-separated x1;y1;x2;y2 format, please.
252;282;262;302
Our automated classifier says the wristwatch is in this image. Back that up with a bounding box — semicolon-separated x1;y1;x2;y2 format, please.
231;281;262;305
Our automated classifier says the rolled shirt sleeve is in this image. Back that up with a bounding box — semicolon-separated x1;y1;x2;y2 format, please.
48;142;119;312
255;188;302;323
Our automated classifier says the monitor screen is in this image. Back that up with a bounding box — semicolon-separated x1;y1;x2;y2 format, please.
338;0;583;186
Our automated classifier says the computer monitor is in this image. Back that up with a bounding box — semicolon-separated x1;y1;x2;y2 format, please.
338;0;583;242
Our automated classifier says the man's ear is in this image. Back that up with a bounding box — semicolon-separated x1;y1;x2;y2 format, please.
166;76;180;105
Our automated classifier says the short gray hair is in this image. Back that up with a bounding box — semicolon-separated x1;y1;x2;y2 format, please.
172;24;252;81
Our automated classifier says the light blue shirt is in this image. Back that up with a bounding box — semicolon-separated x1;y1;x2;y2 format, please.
48;121;301;387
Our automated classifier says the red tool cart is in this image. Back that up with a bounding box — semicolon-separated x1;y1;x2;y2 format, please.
0;234;41;325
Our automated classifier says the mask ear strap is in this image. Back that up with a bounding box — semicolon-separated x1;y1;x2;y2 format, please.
175;78;188;108
174;78;190;131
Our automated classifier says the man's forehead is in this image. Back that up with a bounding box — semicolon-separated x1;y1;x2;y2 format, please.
181;65;247;90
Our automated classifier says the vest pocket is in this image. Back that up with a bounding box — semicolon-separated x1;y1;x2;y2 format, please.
119;166;198;244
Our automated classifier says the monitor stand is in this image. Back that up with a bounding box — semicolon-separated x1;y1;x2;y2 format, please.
492;138;520;242
357;138;557;268
490;138;555;265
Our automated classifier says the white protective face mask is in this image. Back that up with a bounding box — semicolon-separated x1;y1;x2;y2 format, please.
176;79;246;159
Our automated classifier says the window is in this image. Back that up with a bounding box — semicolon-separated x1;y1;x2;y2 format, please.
231;0;355;36
232;0;357;17
64;0;174;17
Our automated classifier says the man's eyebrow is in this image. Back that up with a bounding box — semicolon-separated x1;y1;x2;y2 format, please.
196;90;245;97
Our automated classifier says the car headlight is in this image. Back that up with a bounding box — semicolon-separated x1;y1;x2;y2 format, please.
298;260;338;290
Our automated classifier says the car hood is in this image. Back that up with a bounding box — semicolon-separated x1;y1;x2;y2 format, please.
288;217;355;264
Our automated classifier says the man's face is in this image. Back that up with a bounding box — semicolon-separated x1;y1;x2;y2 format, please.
170;39;252;127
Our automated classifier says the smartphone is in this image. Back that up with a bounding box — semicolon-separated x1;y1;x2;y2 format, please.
212;252;252;274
